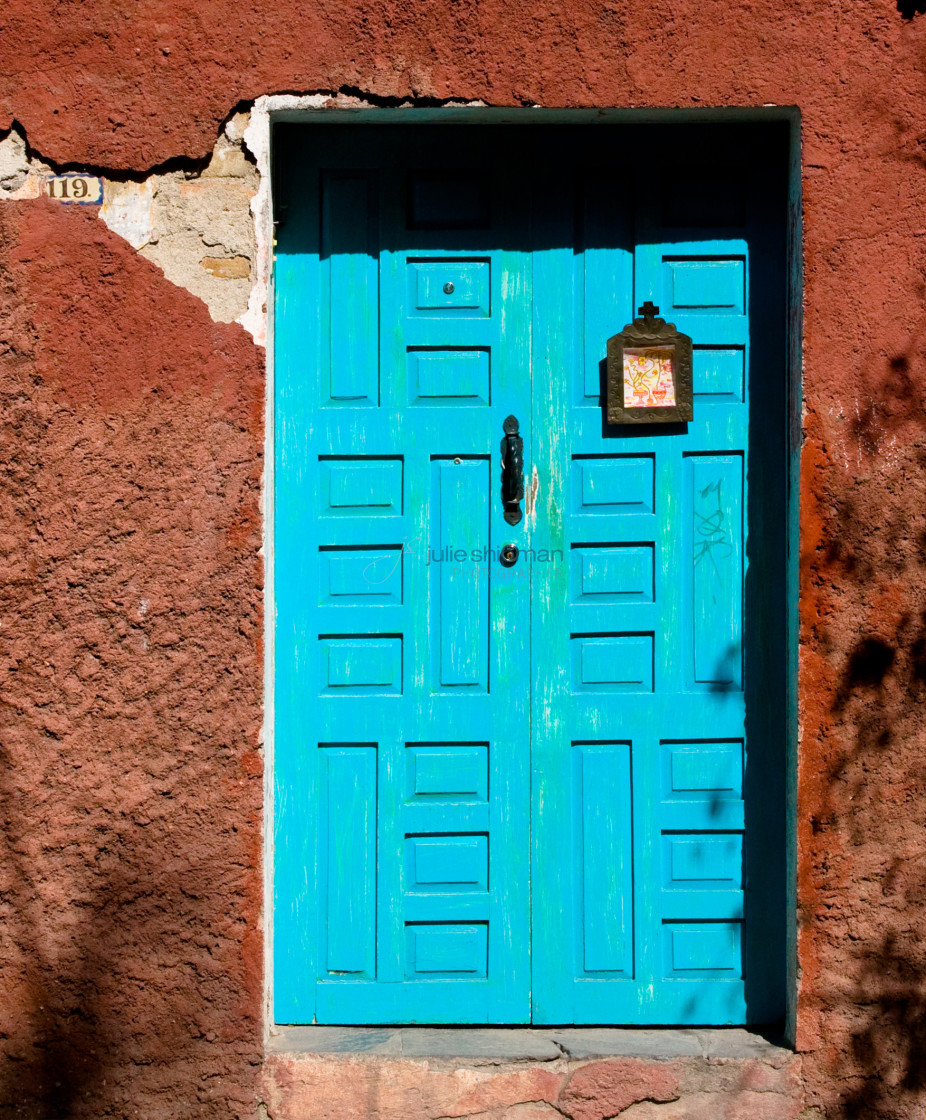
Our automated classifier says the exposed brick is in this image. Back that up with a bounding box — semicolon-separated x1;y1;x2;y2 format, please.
200;254;251;279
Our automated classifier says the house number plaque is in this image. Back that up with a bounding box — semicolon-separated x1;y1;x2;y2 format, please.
44;174;104;205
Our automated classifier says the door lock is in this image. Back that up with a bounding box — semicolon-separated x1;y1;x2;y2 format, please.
500;543;519;567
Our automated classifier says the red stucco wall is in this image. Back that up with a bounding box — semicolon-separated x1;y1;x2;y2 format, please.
3;1;926;1117
0;201;265;1116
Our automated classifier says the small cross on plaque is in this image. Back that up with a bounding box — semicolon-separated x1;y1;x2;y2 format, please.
638;301;660;319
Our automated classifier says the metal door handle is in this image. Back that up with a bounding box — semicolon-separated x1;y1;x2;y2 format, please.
501;415;524;526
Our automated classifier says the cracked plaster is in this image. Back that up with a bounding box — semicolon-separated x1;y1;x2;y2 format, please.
0;109;260;329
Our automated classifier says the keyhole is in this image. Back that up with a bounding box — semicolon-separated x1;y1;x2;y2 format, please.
443;281;455;294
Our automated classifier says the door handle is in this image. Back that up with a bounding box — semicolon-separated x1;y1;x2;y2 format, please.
501;415;524;525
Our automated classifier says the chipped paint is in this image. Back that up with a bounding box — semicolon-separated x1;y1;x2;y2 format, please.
527;462;540;529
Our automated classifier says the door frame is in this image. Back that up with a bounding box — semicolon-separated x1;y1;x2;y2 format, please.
255;101;803;1042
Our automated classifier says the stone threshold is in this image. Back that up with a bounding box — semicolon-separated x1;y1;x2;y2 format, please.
267;1025;791;1064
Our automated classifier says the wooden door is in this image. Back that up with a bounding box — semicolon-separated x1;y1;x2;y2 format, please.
273;122;788;1026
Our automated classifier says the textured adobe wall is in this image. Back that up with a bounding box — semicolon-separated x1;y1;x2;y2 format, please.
2;0;926;1117
0;199;264;1117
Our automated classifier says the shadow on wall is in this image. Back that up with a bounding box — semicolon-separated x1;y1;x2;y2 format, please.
805;313;926;1118
826;616;926;1118
0;566;263;1120
0;797;206;1116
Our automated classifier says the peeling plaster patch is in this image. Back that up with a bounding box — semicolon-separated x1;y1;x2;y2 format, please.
2;117;260;328
139;176;258;323
5;96;491;345
100;180;154;248
127;114;260;325
0;126;49;198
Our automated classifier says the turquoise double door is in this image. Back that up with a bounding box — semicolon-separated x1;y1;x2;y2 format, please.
273;123;788;1025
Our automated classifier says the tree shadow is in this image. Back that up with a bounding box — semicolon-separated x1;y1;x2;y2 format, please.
0;700;262;1119
803;305;926;1116
817;607;926;1117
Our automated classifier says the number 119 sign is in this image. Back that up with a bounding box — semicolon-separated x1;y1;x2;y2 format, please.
44;174;104;205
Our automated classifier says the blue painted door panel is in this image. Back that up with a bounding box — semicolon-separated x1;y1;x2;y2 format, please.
530;131;787;1025
274;124;787;1025
274;129;532;1023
